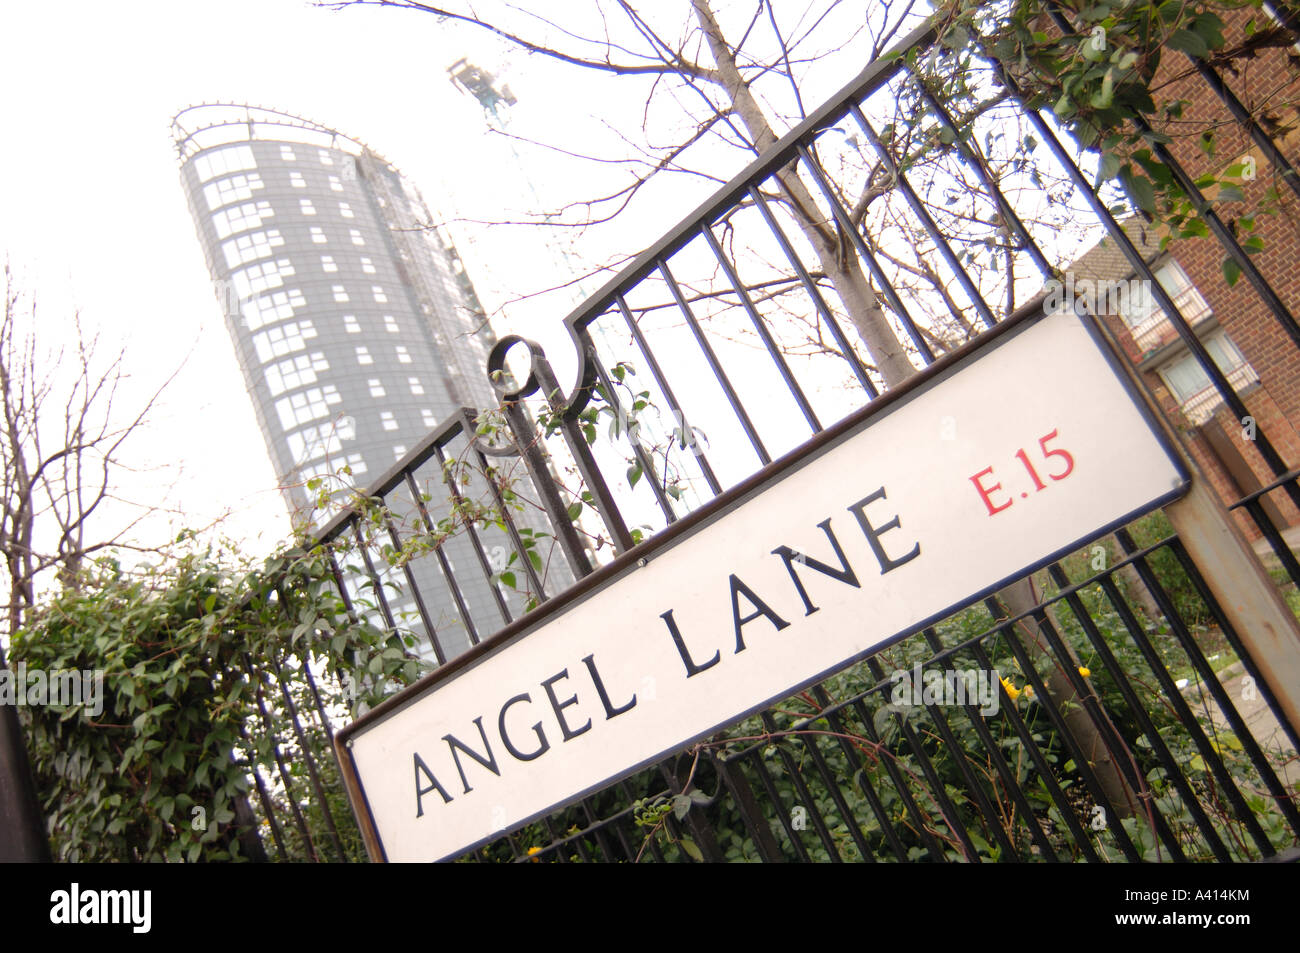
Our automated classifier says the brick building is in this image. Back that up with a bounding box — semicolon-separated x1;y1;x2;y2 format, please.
1061;8;1300;542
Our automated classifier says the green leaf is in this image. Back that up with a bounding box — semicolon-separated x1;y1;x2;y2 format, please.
499;571;516;589
1166;29;1208;59
1223;256;1242;287
1119;167;1156;215
679;837;704;862
1215;184;1244;204
672;794;692;820
627;463;642;489
566;501;583;521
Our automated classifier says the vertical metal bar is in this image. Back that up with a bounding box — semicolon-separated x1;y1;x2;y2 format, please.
249;663;318;861
985;596;1143;861
848;102;998;330
908;72;1057;281
587;347;678;524
237;724;288;861
1045;562;1233;861
700;223;823;434
261;648;347;862
744;744;813;861
1240;495;1300;589
809;685;912;861
746;185;881;395
1149;533;1300;829
917;629;1058;860
658;255;772;466
847;691;948;861
962;633;1101;861
413;456;510;628
711;754;784;862
455;441;547;601
758;711;845;861
381;511;466;651
349;523;402;637
613;293;724;496
1100;537;1281;854
795;140;937;365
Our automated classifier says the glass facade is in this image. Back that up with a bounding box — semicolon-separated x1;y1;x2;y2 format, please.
173;106;509;660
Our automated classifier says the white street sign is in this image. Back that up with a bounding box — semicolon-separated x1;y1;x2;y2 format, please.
338;308;1188;862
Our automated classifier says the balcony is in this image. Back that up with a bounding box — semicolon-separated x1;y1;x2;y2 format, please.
1126;281;1215;355
1179;360;1260;426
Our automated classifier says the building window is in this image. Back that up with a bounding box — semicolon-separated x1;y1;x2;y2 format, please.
370;285;387;303
280;145;297;162
274;384;341;430
1157;330;1259;426
368;379;386;398
421;409;437;428
299;198;316;216
253;319;317;362
243;287;307;331
361;257;376;274
321;255;337;273
339;202;355;219
193;144;256;183
318;149;334;166
343;315;360;334
393;445;407;460
329;174;343;192
221;229;285;269
332;285;349;302
383;315;398;333
212;200;273;239
300;453;368;484
231;258;294;300
380;411;398;431
202;172;264;211
1120;259;1213;352
310;226;327;244
289;171;305;188
356;346;373;365
265;351;330;396
395;346;411;364
349;229;365;246
408;377;424;395
288;425;343;465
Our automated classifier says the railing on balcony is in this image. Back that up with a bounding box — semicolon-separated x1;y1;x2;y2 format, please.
1180;360;1261;427
1127;282;1215;355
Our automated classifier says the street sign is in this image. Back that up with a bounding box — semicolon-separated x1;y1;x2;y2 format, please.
336;307;1189;862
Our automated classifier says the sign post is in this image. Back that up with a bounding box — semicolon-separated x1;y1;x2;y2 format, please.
336;306;1190;862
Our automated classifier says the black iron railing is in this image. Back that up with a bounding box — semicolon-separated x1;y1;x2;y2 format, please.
245;9;1300;862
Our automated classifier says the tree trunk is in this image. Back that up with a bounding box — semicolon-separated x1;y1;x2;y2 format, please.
690;0;915;388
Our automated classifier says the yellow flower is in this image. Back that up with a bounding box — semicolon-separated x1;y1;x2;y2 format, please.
1000;677;1021;701
1078;666;1092;678
526;846;543;862
1024;684;1035;699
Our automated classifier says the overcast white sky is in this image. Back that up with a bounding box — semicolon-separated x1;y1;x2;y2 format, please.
0;0;905;563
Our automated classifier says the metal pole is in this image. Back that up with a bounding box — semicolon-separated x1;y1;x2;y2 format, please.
0;645;51;861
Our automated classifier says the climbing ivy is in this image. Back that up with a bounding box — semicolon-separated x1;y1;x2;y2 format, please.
11;539;427;862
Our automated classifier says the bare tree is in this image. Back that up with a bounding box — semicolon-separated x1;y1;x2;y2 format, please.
0;266;176;638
